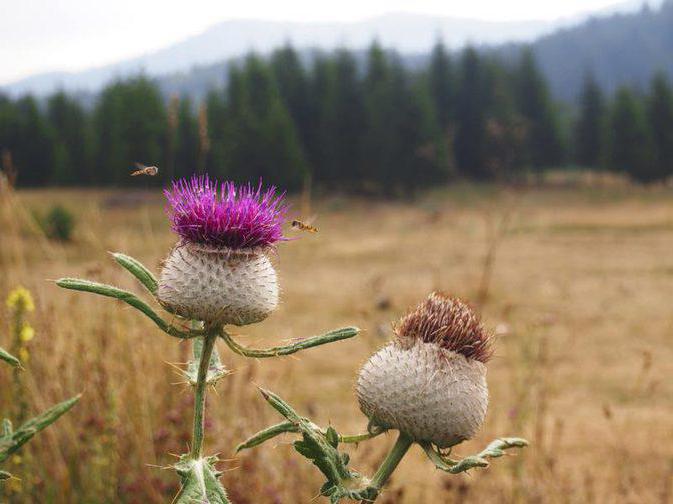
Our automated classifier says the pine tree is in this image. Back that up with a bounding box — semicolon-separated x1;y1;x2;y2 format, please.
362;42;399;193
427;40;456;131
455;47;489;179
224;55;308;189
175;97;200;178
608;87;654;182
271;44;312;160
575;74;606;168
14;96;55;186
515;48;564;172
47;91;92;185
647;73;673;181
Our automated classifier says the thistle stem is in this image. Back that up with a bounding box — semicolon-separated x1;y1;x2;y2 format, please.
362;432;413;503
190;332;217;459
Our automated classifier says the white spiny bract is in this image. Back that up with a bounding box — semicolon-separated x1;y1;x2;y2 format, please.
157;243;279;326
356;292;492;447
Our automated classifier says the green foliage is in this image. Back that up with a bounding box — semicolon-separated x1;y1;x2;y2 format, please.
0;346;20;367
174;455;230;504
647;73;673;181
243;389;376;504
0;395;81;465
3;39;673;188
40;205;75;242
420;437;528;474
608;87;654;182
575;74;606;167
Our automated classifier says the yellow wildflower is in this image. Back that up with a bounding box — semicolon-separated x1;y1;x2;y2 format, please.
6;287;35;313
20;324;35;342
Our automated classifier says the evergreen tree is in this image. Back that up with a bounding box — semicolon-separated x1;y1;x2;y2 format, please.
224;55;308;189
47;91;91;185
515;49;564;172
575;73;606;168
455;47;489;179
271;44;312;160
608;87;654;182
205;88;228;178
175;97;200;178
647;73;673;181
13;96;54;186
322;49;366;187
427;40;456;131
362;42;400;193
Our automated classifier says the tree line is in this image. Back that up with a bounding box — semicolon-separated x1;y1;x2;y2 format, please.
1;42;672;192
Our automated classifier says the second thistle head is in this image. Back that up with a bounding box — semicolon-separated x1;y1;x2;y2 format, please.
157;175;287;326
356;292;492;448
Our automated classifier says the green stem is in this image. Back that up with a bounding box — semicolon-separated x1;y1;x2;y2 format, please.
362;432;413;503
190;333;217;459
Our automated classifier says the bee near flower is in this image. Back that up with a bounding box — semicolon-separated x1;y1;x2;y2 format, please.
157;175;287;326
356;292;492;447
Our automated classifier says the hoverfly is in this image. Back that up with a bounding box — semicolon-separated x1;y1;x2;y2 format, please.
131;162;159;176
291;219;318;233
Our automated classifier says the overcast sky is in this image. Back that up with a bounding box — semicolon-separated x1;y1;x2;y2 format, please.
0;0;640;84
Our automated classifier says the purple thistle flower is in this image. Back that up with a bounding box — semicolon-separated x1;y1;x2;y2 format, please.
164;175;288;249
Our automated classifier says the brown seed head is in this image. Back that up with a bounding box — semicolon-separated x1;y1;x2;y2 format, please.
394;292;493;363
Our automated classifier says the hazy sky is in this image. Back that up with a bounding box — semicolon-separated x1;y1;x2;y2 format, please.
0;0;638;84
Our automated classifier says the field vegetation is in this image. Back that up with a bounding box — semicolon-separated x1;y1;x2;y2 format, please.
1;179;672;503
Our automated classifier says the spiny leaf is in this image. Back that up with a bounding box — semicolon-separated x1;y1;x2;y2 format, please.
0;346;20;367
256;389;375;503
236;421;299;452
111;252;158;295
220;326;359;358
185;338;228;386
422;437;529;474
56;278;198;339
174;455;230;504
0;395;80;463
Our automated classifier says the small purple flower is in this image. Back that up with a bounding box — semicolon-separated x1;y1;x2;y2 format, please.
164;175;287;249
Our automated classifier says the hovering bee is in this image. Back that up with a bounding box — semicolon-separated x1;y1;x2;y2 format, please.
131;162;159;176
291;219;318;233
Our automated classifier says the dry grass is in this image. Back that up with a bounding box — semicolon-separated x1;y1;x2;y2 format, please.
1;183;673;503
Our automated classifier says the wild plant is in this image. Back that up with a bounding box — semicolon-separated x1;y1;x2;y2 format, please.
240;292;528;503
0;287;80;488
56;175;359;503
55;175;526;503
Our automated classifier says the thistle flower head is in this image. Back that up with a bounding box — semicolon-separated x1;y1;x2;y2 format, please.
394;292;492;363
164;175;287;249
356;292;491;447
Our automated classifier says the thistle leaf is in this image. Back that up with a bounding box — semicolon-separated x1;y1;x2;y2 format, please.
0;395;80;463
421;437;528;474
111;252;158;295
174;455;230;504
256;389;375;502
0;346;20;367
0;470;11;481
220;326;359;358
236;421;299;452
56;278;198;339
185;338;228;386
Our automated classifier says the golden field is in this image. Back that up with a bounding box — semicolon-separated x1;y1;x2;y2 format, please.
1;182;672;503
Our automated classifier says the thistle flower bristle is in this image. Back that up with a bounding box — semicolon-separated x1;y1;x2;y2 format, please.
394;292;493;363
164;174;288;249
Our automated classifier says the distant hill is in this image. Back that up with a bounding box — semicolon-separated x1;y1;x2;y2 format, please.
2;1;670;103
0;13;577;97
498;0;673;101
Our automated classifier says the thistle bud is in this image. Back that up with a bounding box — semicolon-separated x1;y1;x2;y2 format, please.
157;175;286;326
356;292;492;448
